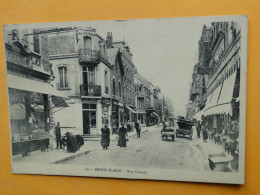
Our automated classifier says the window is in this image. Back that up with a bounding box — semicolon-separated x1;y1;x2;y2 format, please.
88;67;94;84
58;66;69;88
82;66;95;86
104;70;109;94
112;78;116;95
119;82;121;97
83;36;92;50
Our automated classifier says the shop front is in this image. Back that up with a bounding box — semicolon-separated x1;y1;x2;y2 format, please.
8;74;67;157
201;63;240;171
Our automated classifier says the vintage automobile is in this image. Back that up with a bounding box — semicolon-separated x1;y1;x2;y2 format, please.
176;117;194;140
161;125;175;141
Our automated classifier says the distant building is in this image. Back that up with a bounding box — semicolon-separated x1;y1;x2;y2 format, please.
106;32;136;133
134;72;157;126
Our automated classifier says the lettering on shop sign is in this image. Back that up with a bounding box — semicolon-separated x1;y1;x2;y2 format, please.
6;50;29;67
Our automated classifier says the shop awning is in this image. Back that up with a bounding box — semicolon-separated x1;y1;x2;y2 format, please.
125;105;136;114
203;70;237;117
218;70;237;105
51;96;69;108
7;74;66;98
204;103;232;116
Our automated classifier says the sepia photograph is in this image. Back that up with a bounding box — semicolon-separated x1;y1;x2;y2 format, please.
4;15;247;184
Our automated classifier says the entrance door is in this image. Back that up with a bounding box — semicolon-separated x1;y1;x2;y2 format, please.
83;110;90;134
82;105;97;134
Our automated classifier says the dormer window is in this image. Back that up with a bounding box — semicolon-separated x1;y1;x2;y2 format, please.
83;36;92;50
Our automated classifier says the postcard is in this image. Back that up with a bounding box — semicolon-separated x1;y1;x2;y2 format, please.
4;15;247;184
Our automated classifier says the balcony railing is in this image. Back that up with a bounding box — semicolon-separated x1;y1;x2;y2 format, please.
79;49;100;63
80;84;101;96
137;92;145;99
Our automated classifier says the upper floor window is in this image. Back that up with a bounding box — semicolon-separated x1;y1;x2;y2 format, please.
104;70;109;94
82;66;94;85
83;36;92;50
58;66;69;89
112;78;116;95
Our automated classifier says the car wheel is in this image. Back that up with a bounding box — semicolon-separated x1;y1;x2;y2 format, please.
172;135;175;141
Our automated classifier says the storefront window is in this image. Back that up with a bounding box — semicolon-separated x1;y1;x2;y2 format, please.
82;103;97;128
9;89;27;142
9;89;48;142
31;92;46;130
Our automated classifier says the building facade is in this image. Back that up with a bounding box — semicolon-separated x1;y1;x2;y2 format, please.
188;22;241;171
134;72;156;126
4;28;65;157
106;33;136;133
48;27;112;135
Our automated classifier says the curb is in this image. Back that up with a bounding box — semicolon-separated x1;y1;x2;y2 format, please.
51;150;90;164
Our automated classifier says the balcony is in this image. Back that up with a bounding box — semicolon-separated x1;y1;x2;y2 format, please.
137;92;145;99
80;84;101;96
79;49;100;64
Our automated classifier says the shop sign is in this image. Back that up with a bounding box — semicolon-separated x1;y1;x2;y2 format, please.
6;50;29;68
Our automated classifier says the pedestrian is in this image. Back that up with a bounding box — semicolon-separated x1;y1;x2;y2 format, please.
101;125;110;150
54;122;62;150
118;123;128;147
126;120;131;132
66;132;78;152
202;127;208;143
196;121;201;139
135;120;141;138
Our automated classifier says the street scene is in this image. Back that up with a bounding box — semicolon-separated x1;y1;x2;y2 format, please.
4;16;246;182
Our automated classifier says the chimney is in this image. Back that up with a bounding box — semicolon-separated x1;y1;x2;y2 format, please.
106;32;113;48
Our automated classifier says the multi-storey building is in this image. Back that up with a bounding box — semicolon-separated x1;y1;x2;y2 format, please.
4;28;65;157
134;72;155;126
188;22;241;171
48;27;112;135
106;32;136;133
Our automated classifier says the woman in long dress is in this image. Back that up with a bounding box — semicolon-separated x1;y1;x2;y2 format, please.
101;125;110;150
66;132;78;152
118;124;128;147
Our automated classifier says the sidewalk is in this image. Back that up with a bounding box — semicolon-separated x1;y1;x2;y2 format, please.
13;140;99;164
193;136;234;171
13;125;159;164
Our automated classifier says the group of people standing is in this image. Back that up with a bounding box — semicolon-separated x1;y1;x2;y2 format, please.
101;120;142;149
55;120;142;152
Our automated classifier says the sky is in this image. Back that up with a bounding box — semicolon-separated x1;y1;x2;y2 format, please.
84;17;214;116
